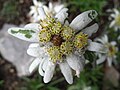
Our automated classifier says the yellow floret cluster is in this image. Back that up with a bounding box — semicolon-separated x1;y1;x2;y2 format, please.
74;32;88;48
38;17;88;63
115;14;120;26
108;44;117;57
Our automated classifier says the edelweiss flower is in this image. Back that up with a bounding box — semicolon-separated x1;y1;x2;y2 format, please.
28;0;64;22
8;8;98;84
109;8;120;30
92;35;118;67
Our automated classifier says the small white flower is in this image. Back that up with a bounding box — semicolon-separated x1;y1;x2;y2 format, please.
109;8;120;31
88;35;118;67
8;8;98;84
28;0;65;22
44;2;65;16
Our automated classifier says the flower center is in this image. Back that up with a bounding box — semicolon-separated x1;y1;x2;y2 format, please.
47;46;62;63
50;21;62;35
108;44;116;57
60;41;73;55
39;17;88;63
39;29;51;42
51;35;63;46
61;26;75;40
73;32;88;48
115;14;120;26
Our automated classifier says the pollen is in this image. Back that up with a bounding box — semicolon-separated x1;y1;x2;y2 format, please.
47;46;62;63
39;29;51;42
108;44;116;57
60;41;73;55
50;21;62;35
74;32;88;48
61;26;75;40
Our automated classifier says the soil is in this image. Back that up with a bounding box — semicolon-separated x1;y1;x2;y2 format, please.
0;55;21;90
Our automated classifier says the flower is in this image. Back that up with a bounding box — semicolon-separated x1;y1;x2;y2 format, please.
28;0;64;22
89;35;118;67
8;7;98;84
109;8;120;31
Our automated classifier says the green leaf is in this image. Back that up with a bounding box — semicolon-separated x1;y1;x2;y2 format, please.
0;80;4;87
68;0;106;15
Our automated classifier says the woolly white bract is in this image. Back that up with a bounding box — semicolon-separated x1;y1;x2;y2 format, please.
28;0;64;22
8;7;99;84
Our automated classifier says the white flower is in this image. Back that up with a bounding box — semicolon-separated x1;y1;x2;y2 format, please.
28;0;65;22
109;8;120;31
88;35;118;67
44;2;65;16
8;8;98;84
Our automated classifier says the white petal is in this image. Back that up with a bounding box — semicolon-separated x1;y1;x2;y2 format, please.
33;0;39;6
38;7;46;20
70;10;98;32
24;23;41;31
29;9;35;16
54;4;64;13
110;14;116;18
59;61;73;84
118;35;120;40
109;20;115;28
55;8;68;24
48;2;53;10
110;41;117;46
37;2;44;7
32;16;41;22
82;23;99;37
64;20;69;26
114;9;120;15
43;6;49;14
33;12;38;18
29;58;41;73
87;41;106;53
95;38;105;44
66;54;84;77
95;35;108;44
96;55;106;65
43;61;55;83
31;6;36;10
8;27;39;42
107;57;112;67
27;43;45;57
114;27;119;31
42;57;49;71
102;35;108;43
38;59;45;76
